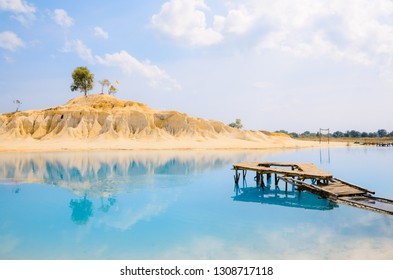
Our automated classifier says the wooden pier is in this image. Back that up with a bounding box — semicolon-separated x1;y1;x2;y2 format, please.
358;142;393;147
232;162;393;216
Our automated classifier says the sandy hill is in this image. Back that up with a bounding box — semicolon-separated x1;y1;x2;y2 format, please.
0;94;325;151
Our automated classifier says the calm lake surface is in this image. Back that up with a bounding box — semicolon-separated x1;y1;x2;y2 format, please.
1;147;393;259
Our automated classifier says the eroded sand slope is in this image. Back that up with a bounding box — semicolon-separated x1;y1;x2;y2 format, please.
0;94;325;151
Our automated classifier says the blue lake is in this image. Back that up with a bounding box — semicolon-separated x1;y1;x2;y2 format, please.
0;147;393;259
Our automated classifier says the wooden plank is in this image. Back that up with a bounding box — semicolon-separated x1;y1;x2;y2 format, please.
233;161;333;180
323;187;365;196
333;178;375;194
280;177;339;198
233;162;333;179
320;181;367;196
280;174;365;197
320;183;350;189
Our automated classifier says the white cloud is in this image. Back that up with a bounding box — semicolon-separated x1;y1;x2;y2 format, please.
63;39;95;64
191;0;393;72
94;26;109;40
96;51;181;91
212;15;226;33
0;0;35;14
53;8;74;28
64;39;180;91
158;0;390;71
0;31;24;51
100;197;170;231
0;0;36;26
151;0;223;47
216;4;255;34
11;13;32;26
235;0;393;68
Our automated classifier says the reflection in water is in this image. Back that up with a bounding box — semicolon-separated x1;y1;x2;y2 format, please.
99;197;116;213
0;150;276;227
69;195;93;225
0;150;271;198
233;179;338;211
319;147;331;164
1;148;393;259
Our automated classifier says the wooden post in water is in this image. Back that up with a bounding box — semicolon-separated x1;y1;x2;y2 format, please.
267;173;271;185
261;173;265;188
234;169;240;185
274;173;280;186
256;172;265;188
242;170;247;181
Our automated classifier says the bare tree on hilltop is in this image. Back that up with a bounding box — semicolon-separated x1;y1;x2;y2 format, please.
98;79;110;94
99;79;119;95
13;99;22;112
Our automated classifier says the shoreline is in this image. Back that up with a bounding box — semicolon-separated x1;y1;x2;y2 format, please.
0;137;350;153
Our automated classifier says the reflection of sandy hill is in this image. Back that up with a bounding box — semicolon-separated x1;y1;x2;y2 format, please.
0;150;273;197
0;94;325;150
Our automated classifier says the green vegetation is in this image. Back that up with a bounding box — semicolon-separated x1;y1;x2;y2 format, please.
276;129;393;139
108;84;118;95
70;66;94;96
228;119;243;129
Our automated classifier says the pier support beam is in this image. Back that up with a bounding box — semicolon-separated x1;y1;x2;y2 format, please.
255;172;259;186
274;173;280;186
234;169;240;185
255;172;265;188
267;173;271;186
261;173;265;188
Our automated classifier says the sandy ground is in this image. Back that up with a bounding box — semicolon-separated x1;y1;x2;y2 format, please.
0;135;346;152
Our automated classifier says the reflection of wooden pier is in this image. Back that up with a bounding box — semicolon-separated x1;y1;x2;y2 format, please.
233;183;338;211
232;162;393;216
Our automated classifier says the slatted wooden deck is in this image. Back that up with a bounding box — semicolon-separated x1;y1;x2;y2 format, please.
320;181;365;196
233;161;333;180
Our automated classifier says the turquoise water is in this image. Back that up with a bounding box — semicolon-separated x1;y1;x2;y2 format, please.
0;147;393;259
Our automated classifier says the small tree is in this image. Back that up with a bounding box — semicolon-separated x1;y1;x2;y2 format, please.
13;99;22;112
98;79;110;94
70;66;94;96
377;129;387;138
108;84;118;95
228;118;243;129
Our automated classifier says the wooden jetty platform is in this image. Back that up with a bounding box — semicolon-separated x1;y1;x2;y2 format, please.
354;139;393;146
232;162;393;216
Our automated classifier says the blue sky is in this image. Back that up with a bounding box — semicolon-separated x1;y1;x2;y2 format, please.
1;0;393;132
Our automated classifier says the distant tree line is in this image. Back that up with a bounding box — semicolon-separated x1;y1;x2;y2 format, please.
275;129;393;138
